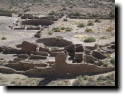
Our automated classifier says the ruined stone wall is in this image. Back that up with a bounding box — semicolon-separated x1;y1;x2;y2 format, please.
53;52;115;76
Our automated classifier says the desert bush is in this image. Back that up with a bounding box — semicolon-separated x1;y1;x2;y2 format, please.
47;80;70;86
100;59;113;67
110;56;115;65
63;18;68;21
73;76;87;86
106;27;113;32
52;27;72;32
87;20;94;26
48;31;53;35
60;27;65;30
84;37;96;43
48;11;56;15
65;27;72;32
52;27;60;32
0;9;12;17
1;37;7;40
70;12;81;17
95;19;101;23
85;28;93;32
77;23;85;28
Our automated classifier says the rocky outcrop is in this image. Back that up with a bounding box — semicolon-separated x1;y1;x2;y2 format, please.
17;54;29;59
26;26;40;30
0;46;21;54
29;55;47;60
20;41;38;52
31;51;49;56
92;51;107;60
34;31;41;38
22;19;54;26
65;44;84;52
0;66;17;74
83;55;97;64
36;38;73;47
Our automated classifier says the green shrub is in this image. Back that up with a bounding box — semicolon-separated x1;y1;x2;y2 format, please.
77;23;85;28
1;37;7;40
84;37;96;43
52;27;60;32
85;28;93;32
52;27;72;32
87;20;94;26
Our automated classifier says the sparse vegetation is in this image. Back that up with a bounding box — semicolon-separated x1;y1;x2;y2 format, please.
70;12;81;17
84;37;96;43
110;56;115;65
106;27;113;32
52;27;60;32
65;27;72;32
48;11;56;15
77;23;85;28
101;59;114;67
47;80;70;86
85;28;93;32
52;27;72;32
0;9;13;17
95;19;101;23
1;37;7;40
87;20;94;26
60;27;65;30
48;31;53;35
63;18;68;21
73;72;115;86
